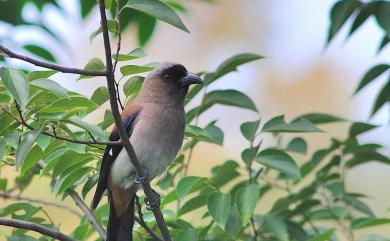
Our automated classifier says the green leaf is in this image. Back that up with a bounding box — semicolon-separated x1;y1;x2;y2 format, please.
179;194;210;216
123;76;144;97
256;148;300;179
23;44;56;62
240;120;260;141
235;184;260;225
308;207;349;220
204;89;257;112
89;19;118;42
21;145;44;176
374;1;390;38
0;138;5;165
309;229;335;241
378;34;389;53
207;192;231;228
263;215;289;241
30;78;69;98
15;127;44;169
27;70;58;81
287;137;307;154
112;48;146;61
176;229;198;241
66;117;107;140
294;113;345;124
349;2;376;37
225;207;243;238
82;174;98;199
122;0;189;32
344;194;374;216
241;144;260;166
185;125;223;145
327;0;362;43
351;217;390;230
55;167;92;194
176;176;206;199
0;67;29;109
35;134;51;151
355;64;389;94
78;58;105;79
371;80;390;116
120;65;153;76
206;53;264;84
91;86;109;105
101;110;114;130
262;115;321;133
349;122;378;137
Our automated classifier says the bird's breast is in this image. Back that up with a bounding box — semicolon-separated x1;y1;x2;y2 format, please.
109;106;185;189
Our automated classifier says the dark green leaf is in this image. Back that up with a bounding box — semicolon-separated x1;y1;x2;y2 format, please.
203;89;257;112
209;160;240;188
241;144;260;166
176;229;198;241
179;194;210;216
355;64;389;94
16;127;44;169
112;48;146;61
351;217;390;230
91;86;109;105
256;148;300;179
308;207;349;220
344;194;374;216
262;115;321;133
78;58;105;79
30;78;68;98
378;34;389;53
23;44;56;62
374;1;390;38
349;3;376;36
122;0;189;32
294;113;345;124
207;192;231;228
371;80;390;116
263;215;289;241
287;137;307;154
89;19;118;42
349;122;378;137
327;0;362;43
0;68;29;108
240;120;260;141
235;184;260;225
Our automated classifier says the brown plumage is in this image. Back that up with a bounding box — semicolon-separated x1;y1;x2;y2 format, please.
92;62;202;241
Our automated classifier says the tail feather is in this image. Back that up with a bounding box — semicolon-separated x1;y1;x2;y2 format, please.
107;194;135;241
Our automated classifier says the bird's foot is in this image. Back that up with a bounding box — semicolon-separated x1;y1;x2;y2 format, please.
144;190;161;211
134;169;149;184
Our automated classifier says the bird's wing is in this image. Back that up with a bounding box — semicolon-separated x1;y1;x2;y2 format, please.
91;105;141;210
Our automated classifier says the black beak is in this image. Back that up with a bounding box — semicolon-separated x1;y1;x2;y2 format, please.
180;73;203;86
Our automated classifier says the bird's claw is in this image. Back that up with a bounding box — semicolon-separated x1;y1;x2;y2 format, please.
144;190;161;211
134;169;149;184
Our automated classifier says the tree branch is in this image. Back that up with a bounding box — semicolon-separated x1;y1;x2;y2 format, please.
68;190;107;240
135;195;163;241
0;218;78;241
0;105;122;146
0;191;82;218
98;1;172;240
0;45;107;76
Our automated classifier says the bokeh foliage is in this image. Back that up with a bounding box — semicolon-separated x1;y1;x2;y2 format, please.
1;0;390;241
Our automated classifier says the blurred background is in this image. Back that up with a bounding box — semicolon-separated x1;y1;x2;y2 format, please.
0;0;389;239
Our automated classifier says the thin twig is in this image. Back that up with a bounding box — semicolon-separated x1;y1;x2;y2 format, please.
135;196;163;241
0;45;107;76
68;190;107;240
0;105;121;146
0;191;82;218
0;218;78;241
98;1;172;240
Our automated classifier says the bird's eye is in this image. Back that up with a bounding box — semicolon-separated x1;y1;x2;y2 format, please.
163;74;171;80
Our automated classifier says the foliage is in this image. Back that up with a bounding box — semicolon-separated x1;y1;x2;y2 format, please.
0;0;389;241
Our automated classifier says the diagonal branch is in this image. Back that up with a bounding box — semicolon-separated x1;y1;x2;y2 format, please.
135;195;163;241
98;1;172;240
0;45;107;76
0;218;78;241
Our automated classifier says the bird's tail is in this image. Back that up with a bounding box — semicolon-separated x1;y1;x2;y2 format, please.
107;195;135;241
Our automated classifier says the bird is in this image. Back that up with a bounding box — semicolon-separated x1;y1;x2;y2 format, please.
91;62;203;241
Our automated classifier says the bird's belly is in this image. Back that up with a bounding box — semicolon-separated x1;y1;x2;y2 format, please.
109;114;184;189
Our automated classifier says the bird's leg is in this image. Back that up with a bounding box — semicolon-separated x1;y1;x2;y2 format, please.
144;189;161;211
134;169;149;184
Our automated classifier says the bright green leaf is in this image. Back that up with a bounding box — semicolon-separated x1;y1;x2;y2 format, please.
78;58;105;79
256;148;300;179
235;184;260;225
351;217;390;230
0;67;29;109
112;48;146;61
120;65;153;76
123;76;144;97
91;86;109;105
30;78;69;98
23;44;56;62
207;192;231;228
15;127;44;169
176;176;206;199
27;70;58;81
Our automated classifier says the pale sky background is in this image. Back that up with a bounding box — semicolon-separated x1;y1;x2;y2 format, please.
1;0;390;240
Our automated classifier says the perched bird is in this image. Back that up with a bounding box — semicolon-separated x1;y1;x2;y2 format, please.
91;62;203;241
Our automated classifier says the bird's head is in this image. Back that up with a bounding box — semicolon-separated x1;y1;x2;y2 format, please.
140;62;203;104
